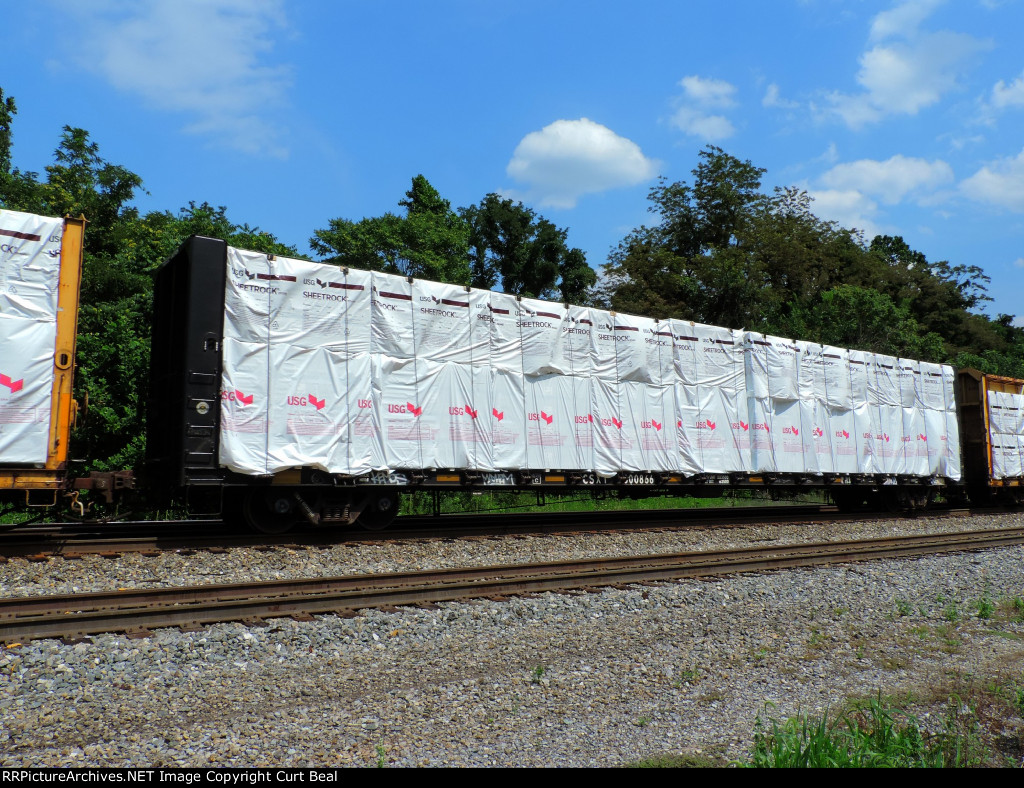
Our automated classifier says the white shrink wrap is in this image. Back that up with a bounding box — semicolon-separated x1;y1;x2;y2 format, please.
902;407;928;477
489;368;527;469
747;396;776;473
0;318;56;464
224;248;274;345
988;391;1024;479
518;296;567;377
772;398;814;473
270;259;372;353
549;305;594;377
745;334;800;402
373;354;429;469
266;345;347;473
525;373;581;469
829;406;859;474
414;280;481;364
412;360;483;470
854;402;879;475
371;272;415;358
590;309;618;382
919;363;946;410
872;355;901;407
591;376;626;475
0;209;63;320
876;404;904;474
822;346;854;410
634;384;678;472
923;408;946;475
671;321;744;391
619;380;677;471
219;337;270;475
671;321;746;474
613;313;658;384
488;292;523;374
943;409;962;481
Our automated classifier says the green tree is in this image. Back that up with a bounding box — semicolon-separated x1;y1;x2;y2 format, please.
461;193;594;302
311;175;471;284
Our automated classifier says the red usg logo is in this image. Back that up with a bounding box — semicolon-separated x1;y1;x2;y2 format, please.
813;427;824;438
492;408;504;421
612;417;622;429
541;411;554;425
407;402;422;417
918;433;927;441
309;395;326;411
465;404;478;419
0;373;24;393
235;389;253;406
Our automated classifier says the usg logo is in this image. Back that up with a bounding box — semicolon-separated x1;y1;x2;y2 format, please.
0;372;24;393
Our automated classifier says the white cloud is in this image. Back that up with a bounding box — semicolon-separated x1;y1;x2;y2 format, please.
820;155;953;204
806;188;882;239
670;75;738;141
1014;257;1024;268
1014;315;1024;328
670;108;736;141
992;71;1024;109
824;2;990;130
960;149;1024;212
506;118;658;209
67;0;292;158
679;76;737;107
869;0;943;41
763;83;798;109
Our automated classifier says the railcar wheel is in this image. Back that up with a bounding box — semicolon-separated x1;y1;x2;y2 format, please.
243;489;300;534
357;492;400;531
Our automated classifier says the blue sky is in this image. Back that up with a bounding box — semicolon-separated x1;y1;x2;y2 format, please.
2;0;1022;326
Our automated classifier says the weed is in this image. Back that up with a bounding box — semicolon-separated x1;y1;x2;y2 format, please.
833;607;848;618
742;695;990;768
375;741;386;768
636;715;652;728
944;602;960;623
895;599;912;617
531;665;546;683
975;593;995;620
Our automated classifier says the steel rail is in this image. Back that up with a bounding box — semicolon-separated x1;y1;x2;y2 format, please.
0;504;977;560
1;525;1022;642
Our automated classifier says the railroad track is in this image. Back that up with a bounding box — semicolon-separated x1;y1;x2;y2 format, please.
0;503;977;560
2;524;1021;644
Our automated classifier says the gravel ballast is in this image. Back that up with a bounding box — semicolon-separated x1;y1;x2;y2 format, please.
2;512;1023;767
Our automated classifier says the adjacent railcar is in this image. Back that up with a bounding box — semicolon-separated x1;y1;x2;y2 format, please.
146;236;968;531
0;210;85;510
0;210;132;515
957;369;1024;505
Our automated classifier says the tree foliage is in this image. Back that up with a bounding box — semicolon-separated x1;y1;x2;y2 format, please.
600;145;1023;373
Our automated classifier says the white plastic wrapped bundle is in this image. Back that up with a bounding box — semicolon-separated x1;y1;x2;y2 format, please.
613;312;657;384
591;376;626;475
0;319;56;463
413;280;479;364
672;321;747;473
619;380;677;471
373;354;429;469
219;337;270;474
829;406;859;473
941;366;961;480
989;391;1023;479
518;296;567;377
371;272;415;358
590;309;618;382
923;408;946;475
919;363;946;410
0;210;66;465
525;373;588;470
772;399;811;473
270;258;372;353
489;368;526;469
488;292;523;374
0;210;63;319
549;305;593;377
224;248;274;345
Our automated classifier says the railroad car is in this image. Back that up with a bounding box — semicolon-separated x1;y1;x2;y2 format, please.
957;369;1024;505
145;236;982;532
0;210;132;516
